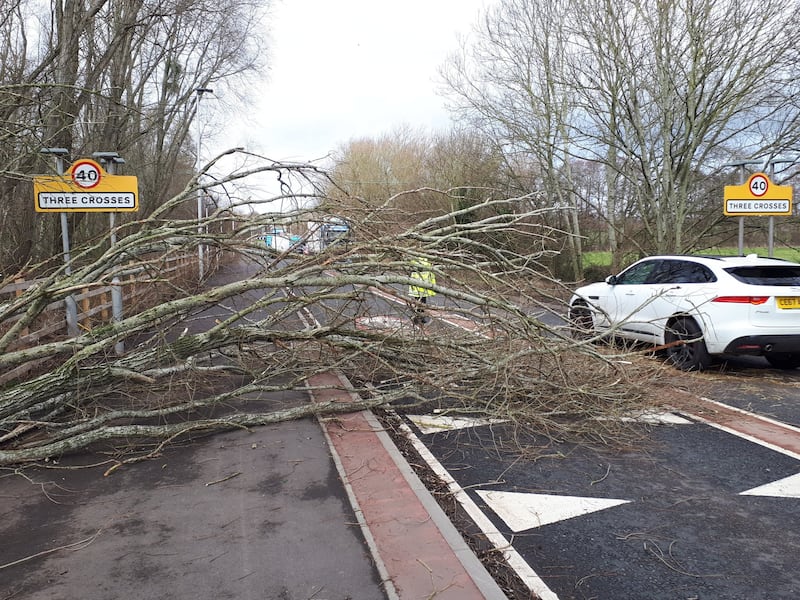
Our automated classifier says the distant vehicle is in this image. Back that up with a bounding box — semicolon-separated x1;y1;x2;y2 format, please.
568;254;800;371
304;218;350;254
261;229;304;253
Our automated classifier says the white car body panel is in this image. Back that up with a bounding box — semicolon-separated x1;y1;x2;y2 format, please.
569;254;800;366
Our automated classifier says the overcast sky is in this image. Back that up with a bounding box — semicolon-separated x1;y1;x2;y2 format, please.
213;0;491;198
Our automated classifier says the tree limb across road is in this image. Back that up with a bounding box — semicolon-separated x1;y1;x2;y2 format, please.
0;161;662;468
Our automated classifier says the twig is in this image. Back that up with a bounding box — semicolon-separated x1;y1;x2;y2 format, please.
0;527;104;571
205;471;242;486
590;464;610;485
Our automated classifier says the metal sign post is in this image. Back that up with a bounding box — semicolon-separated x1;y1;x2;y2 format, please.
93;152;126;355
40;148;79;336
767;159;797;257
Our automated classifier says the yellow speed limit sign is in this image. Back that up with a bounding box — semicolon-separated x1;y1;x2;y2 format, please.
723;173;793;216
34;158;139;212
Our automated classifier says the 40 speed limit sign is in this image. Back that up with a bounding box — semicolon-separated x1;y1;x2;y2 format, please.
748;173;769;197
33;158;139;212
71;159;102;189
724;172;793;216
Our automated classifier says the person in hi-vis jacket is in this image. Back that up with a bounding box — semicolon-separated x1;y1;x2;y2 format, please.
408;257;436;323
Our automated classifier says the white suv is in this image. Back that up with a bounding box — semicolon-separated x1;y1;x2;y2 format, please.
568;254;800;370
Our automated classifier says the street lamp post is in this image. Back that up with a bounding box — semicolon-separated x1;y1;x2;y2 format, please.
195;87;213;281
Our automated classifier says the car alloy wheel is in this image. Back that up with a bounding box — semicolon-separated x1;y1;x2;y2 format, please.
664;316;711;371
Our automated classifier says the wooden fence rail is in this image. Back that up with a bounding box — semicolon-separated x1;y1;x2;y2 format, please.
0;253;199;382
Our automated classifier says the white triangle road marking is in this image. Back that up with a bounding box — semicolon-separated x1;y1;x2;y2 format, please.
477;490;630;532
407;414;507;434
410;412;690;435
597;411;693;424
740;472;800;498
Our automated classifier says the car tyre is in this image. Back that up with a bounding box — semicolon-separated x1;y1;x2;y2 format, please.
569;302;594;341
664;317;711;371
765;353;800;370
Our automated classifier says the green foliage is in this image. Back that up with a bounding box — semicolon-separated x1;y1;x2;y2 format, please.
697;247;800;261
582;264;612;282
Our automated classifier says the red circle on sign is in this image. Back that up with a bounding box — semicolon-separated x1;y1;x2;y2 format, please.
748;174;768;197
72;160;101;189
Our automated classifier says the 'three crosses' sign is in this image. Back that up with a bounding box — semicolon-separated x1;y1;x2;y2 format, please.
723;172;793;217
34;158;139;213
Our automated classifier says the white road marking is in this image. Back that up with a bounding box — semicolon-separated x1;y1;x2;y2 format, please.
396;419;560;600
354;315;411;330
476;490;630;532
409;412;689;434
407;414;508;434
598;411;694;425
740;472;800;498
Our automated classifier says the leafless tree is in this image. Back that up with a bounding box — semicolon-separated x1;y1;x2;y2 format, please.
441;0;800;269
0;0;268;272
326;128;556;267
0;153;663;468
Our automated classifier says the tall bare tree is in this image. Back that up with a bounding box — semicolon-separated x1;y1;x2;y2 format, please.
441;0;800;268
327;128;464;234
441;0;585;278
0;0;268;273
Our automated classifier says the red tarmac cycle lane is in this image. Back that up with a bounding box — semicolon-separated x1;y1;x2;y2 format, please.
307;371;506;600
684;395;800;458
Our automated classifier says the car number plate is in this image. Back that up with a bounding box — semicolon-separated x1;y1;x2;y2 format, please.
777;297;800;309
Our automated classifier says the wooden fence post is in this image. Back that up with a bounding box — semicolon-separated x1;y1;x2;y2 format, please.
81;286;91;330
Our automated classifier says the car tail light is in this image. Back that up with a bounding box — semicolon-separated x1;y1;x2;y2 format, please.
712;296;769;305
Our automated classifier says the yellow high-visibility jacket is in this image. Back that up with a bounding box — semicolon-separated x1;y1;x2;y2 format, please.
409;258;436;298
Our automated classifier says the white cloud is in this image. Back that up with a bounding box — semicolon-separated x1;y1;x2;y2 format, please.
222;0;490;164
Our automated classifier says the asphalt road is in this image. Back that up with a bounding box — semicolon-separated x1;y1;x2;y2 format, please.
0;420;386;600
352;267;800;598
392;360;800;600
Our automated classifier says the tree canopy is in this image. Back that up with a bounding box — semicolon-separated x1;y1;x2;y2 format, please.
0;0;268;272
440;0;800;269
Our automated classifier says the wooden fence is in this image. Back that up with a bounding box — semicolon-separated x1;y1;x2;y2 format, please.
0;253;199;383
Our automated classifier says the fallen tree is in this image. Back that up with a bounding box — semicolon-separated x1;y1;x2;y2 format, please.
0;151;662;468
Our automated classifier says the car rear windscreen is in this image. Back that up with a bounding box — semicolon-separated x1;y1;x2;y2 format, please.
725;266;800;285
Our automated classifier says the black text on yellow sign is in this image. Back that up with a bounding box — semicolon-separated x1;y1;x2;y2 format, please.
723;172;793;217
33;158;139;213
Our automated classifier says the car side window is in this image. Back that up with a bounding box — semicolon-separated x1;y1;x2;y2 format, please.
615;260;661;284
682;262;716;283
647;260;716;284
